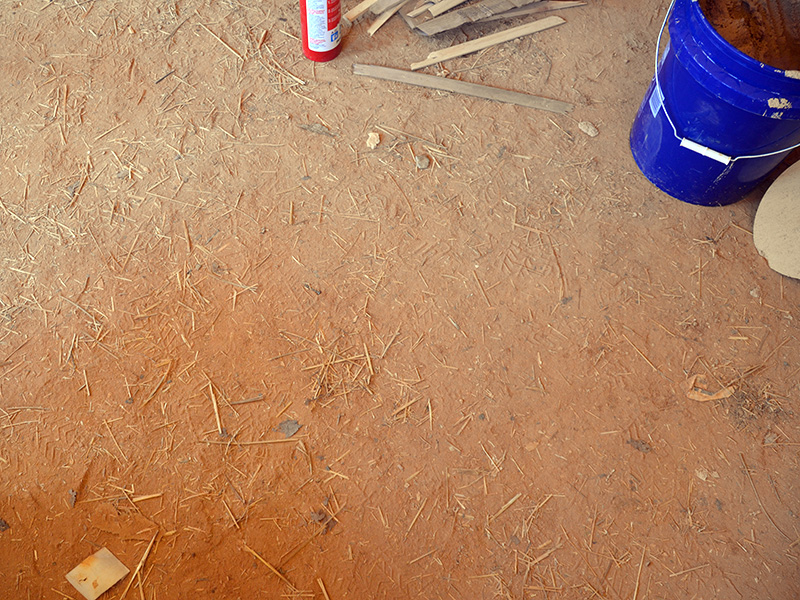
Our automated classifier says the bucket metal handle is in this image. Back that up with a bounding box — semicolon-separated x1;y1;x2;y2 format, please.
652;0;800;164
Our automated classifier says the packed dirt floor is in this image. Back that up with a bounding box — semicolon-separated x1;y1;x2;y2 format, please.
1;0;799;598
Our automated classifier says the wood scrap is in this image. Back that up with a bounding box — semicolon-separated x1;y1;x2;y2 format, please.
371;0;408;14
353;64;573;113
684;374;734;402
428;0;473;17
416;0;538;34
408;0;435;17
411;15;565;69
400;0;435;28
481;0;585;23
344;0;381;21
369;0;413;35
417;0;562;34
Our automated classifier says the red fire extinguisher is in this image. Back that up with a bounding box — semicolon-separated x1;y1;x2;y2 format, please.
300;0;342;62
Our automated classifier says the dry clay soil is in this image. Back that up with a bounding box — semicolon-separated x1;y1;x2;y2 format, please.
0;0;799;599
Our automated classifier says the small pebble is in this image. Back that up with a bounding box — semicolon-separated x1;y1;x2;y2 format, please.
415;155;430;170
578;121;599;137
366;131;380;149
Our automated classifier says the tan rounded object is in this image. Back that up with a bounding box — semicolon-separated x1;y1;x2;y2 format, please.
753;160;800;279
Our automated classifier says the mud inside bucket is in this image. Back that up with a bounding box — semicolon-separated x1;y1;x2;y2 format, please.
699;0;800;71
628;0;800;206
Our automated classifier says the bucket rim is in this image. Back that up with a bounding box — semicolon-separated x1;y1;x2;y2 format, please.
668;0;800;120
689;0;800;80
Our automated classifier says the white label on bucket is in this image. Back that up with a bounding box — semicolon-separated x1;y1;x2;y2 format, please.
649;83;664;118
305;0;340;52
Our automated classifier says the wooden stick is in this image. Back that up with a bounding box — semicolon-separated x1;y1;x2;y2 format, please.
353;64;572;113
411;16;565;70
370;0;406;14
344;0;380;20
417;0;559;34
428;0;470;17
408;1;435;17
481;0;585;22
368;0;411;35
400;0;435;28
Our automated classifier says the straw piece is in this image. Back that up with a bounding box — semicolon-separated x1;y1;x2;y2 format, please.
632;546;646;600
243;544;294;587
740;453;791;541
318;579;332;600
489;492;521;522
119;532;158;600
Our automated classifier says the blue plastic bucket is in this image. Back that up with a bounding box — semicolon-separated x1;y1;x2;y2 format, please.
630;0;800;206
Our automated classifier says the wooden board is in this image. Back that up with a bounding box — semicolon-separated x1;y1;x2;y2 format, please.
418;0;541;34
66;548;130;600
371;0;407;15
344;0;381;21
753;160;800;279
411;15;564;69
369;0;412;34
400;0;434;28
353;63;573;113
428;0;472;17
408;1;435;17
480;0;585;23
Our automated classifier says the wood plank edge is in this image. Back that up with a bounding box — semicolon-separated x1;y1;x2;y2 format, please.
353;63;573;113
